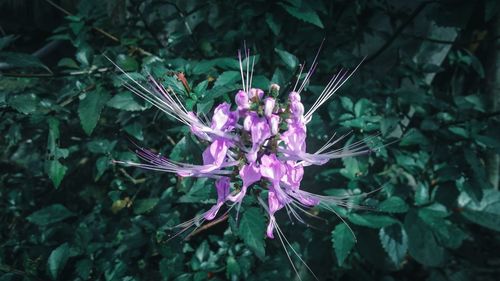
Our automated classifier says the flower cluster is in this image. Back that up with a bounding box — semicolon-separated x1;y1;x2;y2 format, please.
110;50;371;239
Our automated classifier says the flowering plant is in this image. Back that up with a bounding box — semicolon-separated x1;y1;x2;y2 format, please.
110;48;376;246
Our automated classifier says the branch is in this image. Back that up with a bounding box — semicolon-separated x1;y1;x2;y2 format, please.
365;1;436;63
43;0;119;43
185;214;229;239
439;110;500;128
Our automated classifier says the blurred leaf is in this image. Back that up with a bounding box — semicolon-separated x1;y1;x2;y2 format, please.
379;197;409;213
0;51;51;72
405;211;446;266
239;207;266;260
8;93;39;114
133;198;160;214
0;35;18;50
265;13;282;35
214;71;240;87
116;54;139;72
332;223;356;266
47;243;70;280
78;87;111;135
459;189;500;232
279;2;324;28
27;204;75;226
274;48;299;69
379;224;408;267
107;92;147;111
348;213;398;228
45;118;68;188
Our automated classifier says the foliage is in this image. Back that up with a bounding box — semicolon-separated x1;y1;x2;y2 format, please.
1;0;500;280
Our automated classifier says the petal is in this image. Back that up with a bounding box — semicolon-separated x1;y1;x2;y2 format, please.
266;216;276;239
240;162;261;187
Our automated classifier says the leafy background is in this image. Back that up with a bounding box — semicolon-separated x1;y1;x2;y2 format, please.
1;0;500;280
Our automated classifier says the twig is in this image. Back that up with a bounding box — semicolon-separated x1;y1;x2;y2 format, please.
134;2;164;48
439;110;500;128
0;263;46;281
185;214;229;239
403;33;500;45
119;168;146;184
1;67;111;78
365;1;436;63
43;0;119;43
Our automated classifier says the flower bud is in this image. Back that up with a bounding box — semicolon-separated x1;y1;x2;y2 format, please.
289;91;301;102
263;97;275;118
290;100;304;118
269;83;280;97
269;114;280;135
243;114;252;131
235;90;249;111
248;88;264;100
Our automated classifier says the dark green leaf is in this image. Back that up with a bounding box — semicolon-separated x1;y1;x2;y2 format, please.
107;92;147;111
379;224;408;266
133;198;160;214
279;3;324;28
274;48;299;69
405;211;447;266
238;207;266;260
332;223;356;266
78;87;111;135
27;204;75;226
47;243;70;280
379;197;409;213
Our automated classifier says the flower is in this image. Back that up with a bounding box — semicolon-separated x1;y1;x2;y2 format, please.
108;49;373;241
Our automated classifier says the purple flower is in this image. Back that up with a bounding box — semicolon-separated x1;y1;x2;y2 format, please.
111;50;371;246
263;97;275;117
269;114;280;135
204;177;231;220
228;162;261;203
235;90;250;112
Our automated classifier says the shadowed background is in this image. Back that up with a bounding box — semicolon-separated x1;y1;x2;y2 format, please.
1;0;500;280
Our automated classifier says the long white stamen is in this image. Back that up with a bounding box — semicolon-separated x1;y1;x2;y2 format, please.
238;50;246;92
274;222;319;281
305;57;365;122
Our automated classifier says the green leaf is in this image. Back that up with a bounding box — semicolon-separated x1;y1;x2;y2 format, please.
265;13;282;35
57;57;79;69
0;51;51;72
78;87;111;135
133;198;160;214
354;98;372;117
47;243;70;280
418;208;467;249
226;256;241;278
75;259;92;280
8;93;39;114
239;207;266;260
0;35;17;51
274;48;299;69
107;92;147;111
116;54;139;72
331;223;356;266
214;71;240;87
348;213;398;228
400;128;430;146
46;160;68;188
379;224;408;266
458;189;500;232
124;122;144;141
405;211;447;266
46;118;68;188
279;3;324;28
379;197;409;213
27;204;75;226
